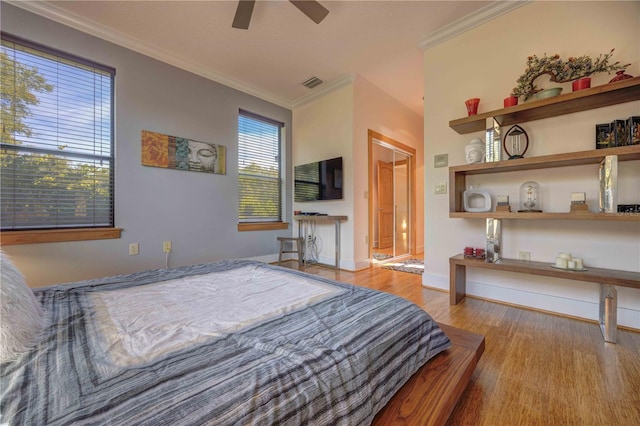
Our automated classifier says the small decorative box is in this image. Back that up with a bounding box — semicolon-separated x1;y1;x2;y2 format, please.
595;123;612;149
495;194;511;211
496;195;510;206
617;204;640;213
628;116;640;146
570;192;586;205
611;119;627;147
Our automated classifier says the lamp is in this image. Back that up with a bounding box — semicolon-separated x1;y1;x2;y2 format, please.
503;125;529;159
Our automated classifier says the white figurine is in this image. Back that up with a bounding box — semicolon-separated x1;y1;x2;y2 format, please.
465;138;485;164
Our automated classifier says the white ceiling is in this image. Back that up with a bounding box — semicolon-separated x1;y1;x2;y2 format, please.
12;1;510;116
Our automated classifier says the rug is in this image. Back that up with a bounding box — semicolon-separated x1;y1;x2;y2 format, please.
372;252;393;261
381;258;424;275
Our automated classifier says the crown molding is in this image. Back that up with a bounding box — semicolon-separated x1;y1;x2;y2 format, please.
291;74;355;109
419;0;531;51
6;0;292;110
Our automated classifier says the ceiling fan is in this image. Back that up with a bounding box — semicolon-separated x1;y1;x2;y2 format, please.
232;0;329;29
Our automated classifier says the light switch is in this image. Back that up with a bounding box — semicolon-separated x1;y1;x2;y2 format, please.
435;183;447;195
434;154;448;168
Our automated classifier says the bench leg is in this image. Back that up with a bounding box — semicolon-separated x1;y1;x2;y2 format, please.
450;261;466;305
278;241;284;265
599;284;617;343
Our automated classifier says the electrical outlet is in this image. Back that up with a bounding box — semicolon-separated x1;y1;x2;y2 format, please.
435;182;447;195
518;251;531;261
163;241;172;253
129;243;139;256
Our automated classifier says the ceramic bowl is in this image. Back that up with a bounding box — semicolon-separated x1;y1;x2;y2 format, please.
535;87;563;100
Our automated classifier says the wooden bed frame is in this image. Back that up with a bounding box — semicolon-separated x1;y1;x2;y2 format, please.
373;324;485;425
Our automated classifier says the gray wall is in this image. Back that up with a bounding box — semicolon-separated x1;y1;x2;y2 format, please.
1;4;293;287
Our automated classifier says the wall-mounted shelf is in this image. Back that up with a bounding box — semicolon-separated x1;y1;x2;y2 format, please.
450;145;640;175
446;69;640;338
449;145;640;219
449;77;640;135
449;212;639;221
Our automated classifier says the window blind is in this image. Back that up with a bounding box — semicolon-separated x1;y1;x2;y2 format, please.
238;110;283;223
1;34;115;231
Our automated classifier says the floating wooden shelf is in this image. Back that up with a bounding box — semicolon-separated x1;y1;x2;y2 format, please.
449;145;640;175
448;212;639;221
449;254;640;293
449;77;640;135
449;145;640;219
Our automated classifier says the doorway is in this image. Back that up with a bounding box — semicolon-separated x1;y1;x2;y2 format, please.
368;130;416;262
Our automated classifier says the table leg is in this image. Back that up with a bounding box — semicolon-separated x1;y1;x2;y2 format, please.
450;261;466;305
599;284;617;343
335;221;340;269
298;221;305;266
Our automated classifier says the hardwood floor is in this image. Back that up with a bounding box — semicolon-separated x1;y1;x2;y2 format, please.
278;260;640;425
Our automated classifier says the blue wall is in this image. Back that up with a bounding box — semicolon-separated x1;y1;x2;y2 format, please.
1;3;293;286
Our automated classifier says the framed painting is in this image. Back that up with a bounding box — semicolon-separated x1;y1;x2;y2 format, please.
141;130;226;175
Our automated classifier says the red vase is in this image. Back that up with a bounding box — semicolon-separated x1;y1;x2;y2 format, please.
609;70;633;83
572;77;591;92
465;98;480;116
503;96;518;108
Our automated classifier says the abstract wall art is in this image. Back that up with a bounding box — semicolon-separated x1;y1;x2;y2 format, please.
141;130;226;175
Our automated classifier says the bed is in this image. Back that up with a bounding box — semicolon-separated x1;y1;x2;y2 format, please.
0;258;484;425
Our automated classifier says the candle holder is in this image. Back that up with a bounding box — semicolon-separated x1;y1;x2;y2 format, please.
570;192;589;212
496;195;511;212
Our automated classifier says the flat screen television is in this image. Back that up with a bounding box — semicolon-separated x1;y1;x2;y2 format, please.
294;157;343;202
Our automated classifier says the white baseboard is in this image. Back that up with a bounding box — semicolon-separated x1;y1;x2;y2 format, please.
422;272;448;290
241;253;279;264
305;255;364;272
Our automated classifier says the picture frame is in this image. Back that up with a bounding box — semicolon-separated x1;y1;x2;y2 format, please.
141;130;226;175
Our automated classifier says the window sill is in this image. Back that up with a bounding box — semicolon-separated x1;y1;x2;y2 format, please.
0;228;122;245
237;222;289;232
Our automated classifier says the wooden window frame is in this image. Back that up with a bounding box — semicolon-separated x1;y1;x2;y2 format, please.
1;227;122;245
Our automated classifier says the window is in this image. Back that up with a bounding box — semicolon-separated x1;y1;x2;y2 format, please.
1;34;115;233
238;110;284;225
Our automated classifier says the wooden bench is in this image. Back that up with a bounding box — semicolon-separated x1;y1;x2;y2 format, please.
449;254;640;343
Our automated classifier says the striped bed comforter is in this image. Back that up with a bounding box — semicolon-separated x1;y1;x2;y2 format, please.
1;260;451;425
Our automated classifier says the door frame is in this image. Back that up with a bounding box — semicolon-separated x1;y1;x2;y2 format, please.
368;129;416;260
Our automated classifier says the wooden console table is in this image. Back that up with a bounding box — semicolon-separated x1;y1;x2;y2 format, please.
449;254;640;343
294;215;347;269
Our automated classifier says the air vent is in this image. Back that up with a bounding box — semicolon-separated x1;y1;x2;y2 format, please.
302;76;323;89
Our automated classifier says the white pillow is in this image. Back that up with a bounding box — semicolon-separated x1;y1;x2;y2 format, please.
0;253;47;363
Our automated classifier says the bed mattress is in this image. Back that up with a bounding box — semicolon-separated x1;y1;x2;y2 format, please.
1;260;450;425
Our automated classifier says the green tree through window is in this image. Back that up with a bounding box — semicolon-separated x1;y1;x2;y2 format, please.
1;34;115;231
238;110;283;223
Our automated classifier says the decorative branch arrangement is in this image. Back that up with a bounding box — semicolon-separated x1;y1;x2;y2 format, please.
512;49;630;100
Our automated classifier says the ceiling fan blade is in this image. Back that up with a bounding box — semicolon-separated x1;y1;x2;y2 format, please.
232;0;255;29
289;1;329;24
